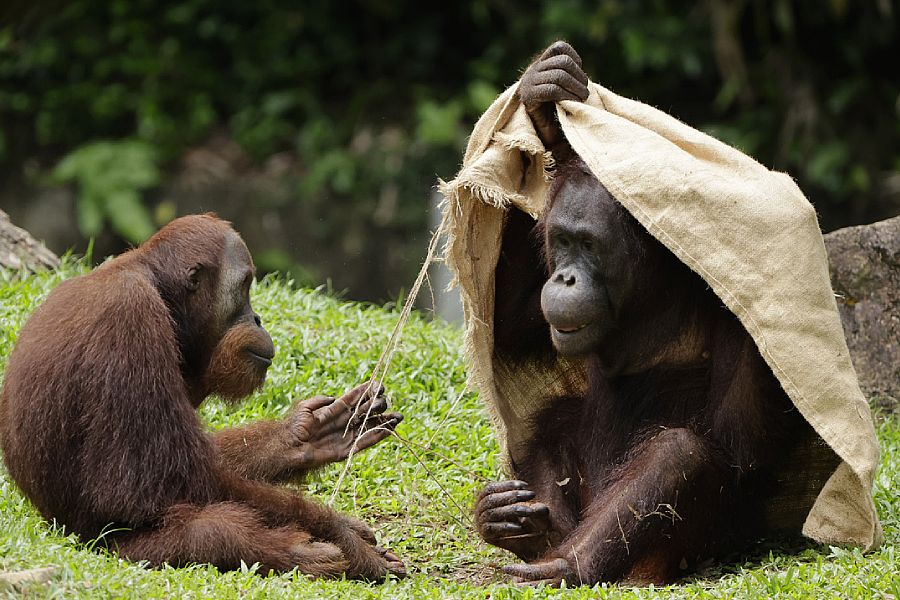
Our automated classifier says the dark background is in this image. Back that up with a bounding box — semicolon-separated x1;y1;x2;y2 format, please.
1;0;898;302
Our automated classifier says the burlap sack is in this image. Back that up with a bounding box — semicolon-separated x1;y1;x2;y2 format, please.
440;80;882;550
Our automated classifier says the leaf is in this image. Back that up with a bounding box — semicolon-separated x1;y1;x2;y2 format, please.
52;139;160;241
76;192;103;237
105;189;156;243
415;100;463;146
52;151;83;183
807;142;849;194
467;81;498;113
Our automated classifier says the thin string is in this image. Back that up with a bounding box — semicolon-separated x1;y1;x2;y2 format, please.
329;213;449;504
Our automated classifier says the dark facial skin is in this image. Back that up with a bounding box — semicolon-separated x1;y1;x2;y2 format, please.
198;230;275;402
216;229;275;366
0;215;405;579
540;172;639;357
477;41;836;587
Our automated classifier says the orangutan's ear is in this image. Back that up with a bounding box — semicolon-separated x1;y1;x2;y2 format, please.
186;264;203;292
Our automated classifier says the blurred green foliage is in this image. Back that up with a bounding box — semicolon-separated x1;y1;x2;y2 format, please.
52;140;158;243
0;0;897;247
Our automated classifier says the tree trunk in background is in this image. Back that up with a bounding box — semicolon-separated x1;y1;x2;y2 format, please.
0;210;59;271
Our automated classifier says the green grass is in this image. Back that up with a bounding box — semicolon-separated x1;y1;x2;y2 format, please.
0;263;897;599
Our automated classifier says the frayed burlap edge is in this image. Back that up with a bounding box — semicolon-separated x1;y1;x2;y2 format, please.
439;80;882;550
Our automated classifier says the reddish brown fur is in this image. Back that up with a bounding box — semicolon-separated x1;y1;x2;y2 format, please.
0;214;401;579
482;164;840;585
480;144;840;587
204;324;270;401
477;42;840;586
476;167;836;583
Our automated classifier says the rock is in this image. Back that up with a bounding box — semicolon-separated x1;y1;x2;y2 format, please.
0;210;59;271
824;216;900;410
0;566;60;590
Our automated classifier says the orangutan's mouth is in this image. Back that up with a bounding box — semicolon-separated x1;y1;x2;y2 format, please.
246;350;273;367
554;324;588;334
